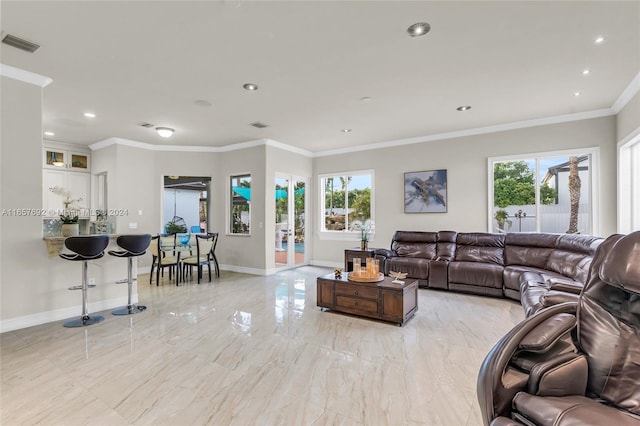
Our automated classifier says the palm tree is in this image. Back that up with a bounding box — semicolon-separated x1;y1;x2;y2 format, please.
566;156;581;234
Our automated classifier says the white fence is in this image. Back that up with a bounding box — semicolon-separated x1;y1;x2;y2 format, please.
494;203;591;234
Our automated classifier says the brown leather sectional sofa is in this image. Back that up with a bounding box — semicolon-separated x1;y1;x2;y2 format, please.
375;231;603;317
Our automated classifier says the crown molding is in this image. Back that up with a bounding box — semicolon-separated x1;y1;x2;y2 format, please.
0;63;52;87
611;70;640;114
314;108;614;157
89;136;314;157
264;138;314;157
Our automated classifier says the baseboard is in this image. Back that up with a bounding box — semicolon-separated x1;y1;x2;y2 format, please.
0;295;131;333
219;264;267;276
310;260;342;269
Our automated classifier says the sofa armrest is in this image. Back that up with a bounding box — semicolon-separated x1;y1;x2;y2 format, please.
477;303;578;425
528;352;588;396
374;248;394;258
518;313;576;353
547;277;583;294
540;290;580;308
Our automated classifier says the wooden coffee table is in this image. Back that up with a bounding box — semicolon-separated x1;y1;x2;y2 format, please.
316;273;418;326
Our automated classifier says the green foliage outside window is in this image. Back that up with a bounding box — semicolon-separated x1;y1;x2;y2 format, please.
493;161;556;208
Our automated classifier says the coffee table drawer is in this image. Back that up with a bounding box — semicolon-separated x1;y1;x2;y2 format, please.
336;295;378;315
335;283;378;299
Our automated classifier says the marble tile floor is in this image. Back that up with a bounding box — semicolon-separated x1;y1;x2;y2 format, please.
1;266;524;426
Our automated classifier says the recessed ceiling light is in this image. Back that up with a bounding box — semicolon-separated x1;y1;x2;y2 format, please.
407;22;431;37
341;129;352;133
83;112;96;118
44;131;55;136
456;105;472;111
156;127;175;138
582;69;590;75
594;36;605;44
574;91;581;97
243;83;258;91
360;96;372;102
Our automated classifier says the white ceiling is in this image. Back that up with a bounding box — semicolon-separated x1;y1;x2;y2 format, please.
1;1;639;153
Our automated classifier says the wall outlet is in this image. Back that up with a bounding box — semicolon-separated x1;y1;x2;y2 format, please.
129;222;138;229
88;277;95;285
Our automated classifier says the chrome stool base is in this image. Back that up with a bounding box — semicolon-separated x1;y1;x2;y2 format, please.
64;314;105;328
112;304;147;315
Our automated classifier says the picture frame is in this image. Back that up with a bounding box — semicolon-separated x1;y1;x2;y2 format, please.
404;169;447;213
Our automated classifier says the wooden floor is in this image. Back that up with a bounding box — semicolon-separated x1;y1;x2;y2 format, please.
1;266;523;425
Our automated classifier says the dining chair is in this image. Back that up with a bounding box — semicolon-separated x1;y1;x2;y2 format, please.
149;233;180;286
181;233;215;283
210;232;220;278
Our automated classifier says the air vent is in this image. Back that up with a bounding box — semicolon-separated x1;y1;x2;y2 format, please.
139;122;155;128
250;122;269;128
2;33;40;53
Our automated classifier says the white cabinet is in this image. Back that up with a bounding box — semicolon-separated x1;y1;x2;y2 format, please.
43;147;90;171
43;170;90;218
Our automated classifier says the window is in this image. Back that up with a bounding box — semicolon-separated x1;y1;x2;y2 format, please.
230;174;251;234
320;171;373;238
488;148;598;234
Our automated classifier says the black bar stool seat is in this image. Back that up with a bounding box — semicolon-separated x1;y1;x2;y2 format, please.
60;235;110;327
108;234;151;315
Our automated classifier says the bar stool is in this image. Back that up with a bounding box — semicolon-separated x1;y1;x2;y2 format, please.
60;235;110;327
108;234;152;315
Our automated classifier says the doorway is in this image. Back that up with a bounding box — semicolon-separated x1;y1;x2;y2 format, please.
163;176;211;233
275;174;307;268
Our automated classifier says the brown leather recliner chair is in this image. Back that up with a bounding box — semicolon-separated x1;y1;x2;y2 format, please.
477;231;640;425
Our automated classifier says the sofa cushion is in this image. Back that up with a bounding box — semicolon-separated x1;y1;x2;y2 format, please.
386;257;430;279
436;230;457;260
455;233;505;265
449;261;504;289
545;234;601;282
391;231;438;259
504;233;558;268
392;241;436;259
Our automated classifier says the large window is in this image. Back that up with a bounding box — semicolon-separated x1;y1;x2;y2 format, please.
488;148;597;234
230;174;251;234
320;171;373;238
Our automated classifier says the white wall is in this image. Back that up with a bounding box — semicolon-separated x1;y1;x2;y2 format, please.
312;116;618;266
0;76;128;331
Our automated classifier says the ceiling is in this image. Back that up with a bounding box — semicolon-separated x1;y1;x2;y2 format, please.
1;1;639;154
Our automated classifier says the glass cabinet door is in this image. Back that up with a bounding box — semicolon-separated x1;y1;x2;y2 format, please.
70;153;88;170
45;150;65;168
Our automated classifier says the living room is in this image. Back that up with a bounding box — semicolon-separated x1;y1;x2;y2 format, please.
1;1;639;424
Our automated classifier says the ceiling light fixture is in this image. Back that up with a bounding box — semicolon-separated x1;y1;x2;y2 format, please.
243;83;258;91
360;96;372;102
156;127;175;138
594;36;605;44
582;69;590;75
341;129;352;133
194;99;212;107
456;105;472;111
407;22;431;37
574;91;581;97
44;131;55;136
83;112;96;118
